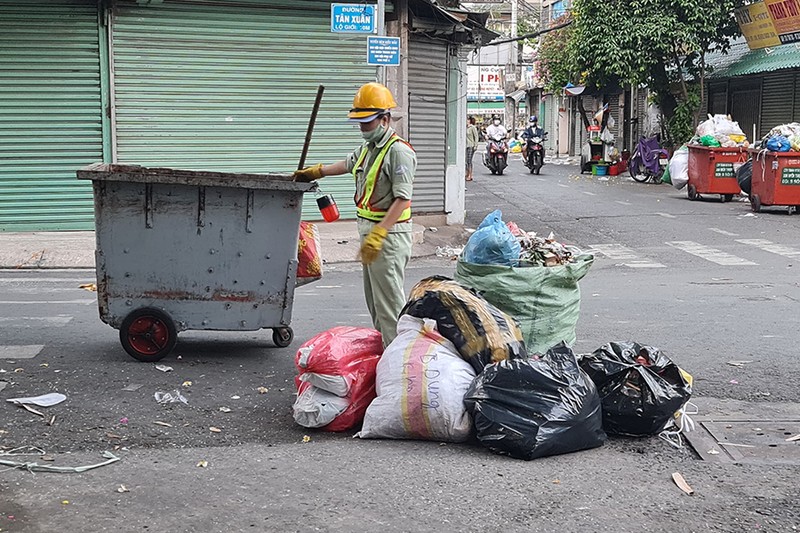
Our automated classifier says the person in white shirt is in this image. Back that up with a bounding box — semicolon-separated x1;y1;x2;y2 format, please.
485;116;507;141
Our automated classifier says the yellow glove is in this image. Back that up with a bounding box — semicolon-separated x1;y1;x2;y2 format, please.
358;226;388;266
293;163;323;182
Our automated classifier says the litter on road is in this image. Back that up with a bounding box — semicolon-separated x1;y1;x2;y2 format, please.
154;364;173;373
672;472;694;495
6;393;66;407
154;391;188;405
0;451;120;474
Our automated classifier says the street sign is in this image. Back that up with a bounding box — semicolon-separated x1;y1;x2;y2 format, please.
331;4;376;34
367;36;400;66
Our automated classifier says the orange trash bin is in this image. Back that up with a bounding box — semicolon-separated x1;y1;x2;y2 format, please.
749;149;800;214
687;145;746;202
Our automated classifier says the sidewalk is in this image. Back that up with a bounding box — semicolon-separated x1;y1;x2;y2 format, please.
0;218;469;269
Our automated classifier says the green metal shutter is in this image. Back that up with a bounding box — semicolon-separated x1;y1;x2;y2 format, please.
408;37;447;214
0;1;104;231
759;71;795;137
794;70;800;123
110;0;375;220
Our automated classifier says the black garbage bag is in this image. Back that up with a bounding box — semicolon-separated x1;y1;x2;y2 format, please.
401;276;527;373
579;342;692;437
737;160;752;195
464;343;606;460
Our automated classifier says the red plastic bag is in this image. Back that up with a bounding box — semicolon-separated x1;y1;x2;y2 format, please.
294;360;379;432
293;327;383;431
297;221;322;279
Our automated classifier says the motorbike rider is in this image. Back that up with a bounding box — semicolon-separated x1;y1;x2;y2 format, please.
521;116;546;163
485;116;508;159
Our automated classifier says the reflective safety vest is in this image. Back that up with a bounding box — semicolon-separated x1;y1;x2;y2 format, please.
352;135;412;222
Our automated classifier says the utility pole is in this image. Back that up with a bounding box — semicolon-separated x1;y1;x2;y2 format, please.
505;0;518;139
377;0;386;84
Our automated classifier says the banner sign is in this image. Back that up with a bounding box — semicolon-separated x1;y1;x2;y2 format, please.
736;0;800;49
466;65;505;102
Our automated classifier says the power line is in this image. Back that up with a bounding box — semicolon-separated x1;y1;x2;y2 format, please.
489;18;572;45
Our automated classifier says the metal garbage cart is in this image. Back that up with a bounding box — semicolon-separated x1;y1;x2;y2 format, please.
748;149;800;214
77;163;317;362
687;145;746;202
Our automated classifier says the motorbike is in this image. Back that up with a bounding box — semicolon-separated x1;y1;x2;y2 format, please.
524;133;547;175
629;135;670;183
483;134;509;175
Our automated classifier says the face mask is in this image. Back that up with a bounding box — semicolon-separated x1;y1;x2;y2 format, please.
362;123;387;143
493;120;500;126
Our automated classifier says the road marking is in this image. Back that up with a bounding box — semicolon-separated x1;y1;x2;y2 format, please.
587;244;666;268
537;178;546;182
736;239;800;258
655;212;676;219
0;278;94;283
0;345;44;359
0;300;94;305
582;191;597;196
666;241;758;266
615;200;632;206
558;183;569;188
709;228;739;237
0;316;73;326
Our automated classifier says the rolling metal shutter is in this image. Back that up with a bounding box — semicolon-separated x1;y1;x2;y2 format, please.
759;71;795;138
794;71;800;123
0;1;104;231
110;0;375;220
408;37;447;214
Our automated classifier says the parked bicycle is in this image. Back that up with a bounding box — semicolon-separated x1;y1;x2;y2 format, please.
629;135;670;183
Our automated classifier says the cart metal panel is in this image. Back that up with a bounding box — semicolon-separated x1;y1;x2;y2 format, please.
749;149;800;212
77;164;316;339
687;146;745;200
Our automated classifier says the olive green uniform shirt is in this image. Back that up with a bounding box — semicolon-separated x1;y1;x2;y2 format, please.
345;127;416;235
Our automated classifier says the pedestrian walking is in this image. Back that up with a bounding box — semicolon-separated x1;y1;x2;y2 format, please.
293;83;416;346
466;116;479;181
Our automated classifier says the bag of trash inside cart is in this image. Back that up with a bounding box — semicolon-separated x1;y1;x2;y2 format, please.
357;316;476;442
455;254;593;355
294;327;384;397
464;343;606;460
297;221;322;279
401;276;526;373
578;342;692;437
462;209;521;266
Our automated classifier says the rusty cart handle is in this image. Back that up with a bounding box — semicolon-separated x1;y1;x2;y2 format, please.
297;85;325;171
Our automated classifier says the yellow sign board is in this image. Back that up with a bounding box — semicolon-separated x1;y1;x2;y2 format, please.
735;2;782;49
736;0;800;48
764;0;800;44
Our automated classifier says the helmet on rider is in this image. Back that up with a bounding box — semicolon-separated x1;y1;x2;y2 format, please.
529;116;538;124
348;83;397;123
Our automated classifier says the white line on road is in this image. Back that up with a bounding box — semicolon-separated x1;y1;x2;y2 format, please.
537;178;546;182
558;183;569;188
582;191;597;196
666;241;758;266
709;228;739;237
0;316;73;326
587;244;666;268
655;212;677;219
0;345;44;359
736;239;800;258
0;300;94;305
615;200;632;206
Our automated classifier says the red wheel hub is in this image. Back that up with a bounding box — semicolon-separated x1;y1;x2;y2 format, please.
127;316;170;355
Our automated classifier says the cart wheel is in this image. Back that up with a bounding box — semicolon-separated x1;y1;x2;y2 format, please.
687;184;698;200
272;327;294;348
750;194;761;213
722;194;734;203
119;308;177;362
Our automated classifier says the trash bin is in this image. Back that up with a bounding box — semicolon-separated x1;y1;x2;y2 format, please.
77;163;317;361
748;149;800;214
687;145;746;202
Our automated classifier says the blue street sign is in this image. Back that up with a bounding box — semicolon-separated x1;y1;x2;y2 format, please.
331;4;376;34
367;36;400;66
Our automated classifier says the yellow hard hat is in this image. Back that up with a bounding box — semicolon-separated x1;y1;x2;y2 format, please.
348;82;397;123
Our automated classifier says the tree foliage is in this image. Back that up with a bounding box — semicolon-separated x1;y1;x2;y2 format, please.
537;14;582;93
560;0;743;145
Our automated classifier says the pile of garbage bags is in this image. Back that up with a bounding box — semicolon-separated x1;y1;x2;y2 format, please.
692;114;749;148
457;210;593;355
761;122;800;153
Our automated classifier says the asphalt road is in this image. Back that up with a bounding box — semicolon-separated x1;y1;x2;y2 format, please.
1;157;799;532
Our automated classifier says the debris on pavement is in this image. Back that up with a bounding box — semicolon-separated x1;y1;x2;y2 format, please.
6;393;66;407
302;435;311;443
672;472;694;495
209;427;222;433
119;417;128;425
79;283;97;292
218;407;232;413
122;383;144;392
257;387;269;394
0;451;120;474
726;361;753;367
230;395;241;400
196;460;208;468
19;404;45;418
154;364;173;373
117;485;129;493
786;434;800;442
181;380;192;388
154;391;188;405
436;245;463;259
153;421;172;428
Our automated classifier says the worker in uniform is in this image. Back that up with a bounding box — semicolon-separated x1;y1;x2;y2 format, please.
294;83;416;347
